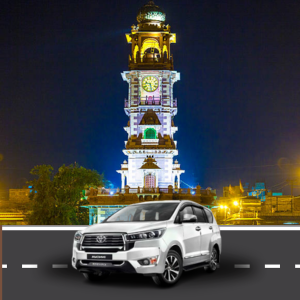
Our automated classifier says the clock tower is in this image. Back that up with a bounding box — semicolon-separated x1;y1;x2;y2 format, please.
117;1;184;189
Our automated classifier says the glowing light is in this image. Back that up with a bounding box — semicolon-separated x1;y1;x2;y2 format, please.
220;205;224;209
125;34;132;43
191;191;195;195
141;38;161;59
225;206;228;209
144;11;165;22
144;128;157;139
110;191;114;195
233;201;239;206
169;34;176;43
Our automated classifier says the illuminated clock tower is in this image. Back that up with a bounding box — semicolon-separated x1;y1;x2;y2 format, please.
117;1;184;189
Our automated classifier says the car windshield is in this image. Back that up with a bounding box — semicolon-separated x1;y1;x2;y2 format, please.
105;203;179;222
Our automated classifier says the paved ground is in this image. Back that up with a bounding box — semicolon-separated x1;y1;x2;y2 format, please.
2;229;300;300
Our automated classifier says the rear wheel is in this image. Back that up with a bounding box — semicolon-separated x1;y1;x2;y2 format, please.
204;247;218;273
152;250;183;286
83;271;110;282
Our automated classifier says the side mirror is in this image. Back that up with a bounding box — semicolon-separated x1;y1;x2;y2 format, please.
182;214;197;223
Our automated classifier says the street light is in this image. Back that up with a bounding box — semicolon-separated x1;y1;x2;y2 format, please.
233;201;239;206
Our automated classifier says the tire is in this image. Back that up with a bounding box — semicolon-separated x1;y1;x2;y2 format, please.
152;250;183;286
83;271;110;282
204;247;218;273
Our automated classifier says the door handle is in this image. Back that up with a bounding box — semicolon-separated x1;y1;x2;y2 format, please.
209;226;213;230
195;226;201;231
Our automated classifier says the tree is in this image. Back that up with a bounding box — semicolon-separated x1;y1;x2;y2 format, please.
26;164;104;225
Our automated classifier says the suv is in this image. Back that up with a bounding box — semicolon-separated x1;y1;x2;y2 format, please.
72;200;222;286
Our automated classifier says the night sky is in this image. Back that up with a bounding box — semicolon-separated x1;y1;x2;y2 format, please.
1;0;300;196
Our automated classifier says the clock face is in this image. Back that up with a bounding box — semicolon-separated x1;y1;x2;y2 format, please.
142;76;159;92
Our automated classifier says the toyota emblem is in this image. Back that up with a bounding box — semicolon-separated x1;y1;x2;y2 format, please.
96;235;106;243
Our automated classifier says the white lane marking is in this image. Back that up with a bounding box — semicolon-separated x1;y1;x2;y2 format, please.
2;264;7;268
295;265;300;268
265;264;280;268
52;264;68;268
22;264;38;268
235;264;250;268
3;226;85;231
4;225;300;231
221;226;300;231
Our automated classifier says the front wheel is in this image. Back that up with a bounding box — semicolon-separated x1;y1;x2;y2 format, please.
152;250;183;286
204;247;218;273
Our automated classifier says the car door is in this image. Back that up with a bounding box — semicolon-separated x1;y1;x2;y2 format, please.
192;206;211;260
180;206;201;266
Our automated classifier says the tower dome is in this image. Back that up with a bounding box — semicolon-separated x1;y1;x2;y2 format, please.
137;1;166;23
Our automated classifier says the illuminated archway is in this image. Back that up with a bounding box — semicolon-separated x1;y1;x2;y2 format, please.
144;173;156;188
141;38;161;61
144;128;156;139
133;45;139;63
162;44;168;59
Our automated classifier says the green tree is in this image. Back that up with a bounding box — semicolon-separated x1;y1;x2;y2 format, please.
27;164;104;225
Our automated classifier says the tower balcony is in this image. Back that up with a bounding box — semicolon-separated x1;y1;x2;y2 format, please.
128;55;174;71
140;96;162;106
141;138;159;145
124;97;178;108
124;98;129;108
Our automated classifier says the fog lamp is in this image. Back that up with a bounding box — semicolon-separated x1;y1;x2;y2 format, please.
138;256;158;266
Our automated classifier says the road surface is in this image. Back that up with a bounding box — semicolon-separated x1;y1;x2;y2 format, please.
2;227;300;300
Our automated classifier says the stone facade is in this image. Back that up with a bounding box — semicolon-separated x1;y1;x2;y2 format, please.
86;188;216;207
0;189;29;224
9;188;30;202
261;196;300;214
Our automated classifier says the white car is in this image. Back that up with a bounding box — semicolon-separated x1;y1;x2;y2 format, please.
72;200;222;286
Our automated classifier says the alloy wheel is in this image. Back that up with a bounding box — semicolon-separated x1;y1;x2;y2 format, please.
163;255;180;282
210;248;218;270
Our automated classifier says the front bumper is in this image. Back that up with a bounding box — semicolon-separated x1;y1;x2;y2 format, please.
72;241;167;275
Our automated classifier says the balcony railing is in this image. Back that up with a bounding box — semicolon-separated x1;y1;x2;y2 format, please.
124;97;178;108
86;187;212;196
140;96;162;106
141;139;159;145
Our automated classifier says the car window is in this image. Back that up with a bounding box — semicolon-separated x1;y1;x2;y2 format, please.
192;206;208;223
205;209;214;223
105;203;179;222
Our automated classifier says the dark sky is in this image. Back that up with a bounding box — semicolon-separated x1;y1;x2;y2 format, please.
1;0;300;195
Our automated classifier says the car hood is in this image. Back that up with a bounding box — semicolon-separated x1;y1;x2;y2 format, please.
82;221;168;234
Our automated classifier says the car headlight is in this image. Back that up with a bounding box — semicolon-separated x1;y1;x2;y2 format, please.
125;228;166;241
74;231;83;242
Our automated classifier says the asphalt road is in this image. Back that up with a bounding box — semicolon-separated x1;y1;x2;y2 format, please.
2;228;300;300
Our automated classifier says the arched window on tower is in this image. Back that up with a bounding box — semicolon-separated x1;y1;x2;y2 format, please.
133;45;139;63
141;38;161;62
144;128;156;139
163;45;168;61
145;173;156;188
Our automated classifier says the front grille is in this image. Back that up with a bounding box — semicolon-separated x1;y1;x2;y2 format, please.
83;248;120;253
82;234;124;248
